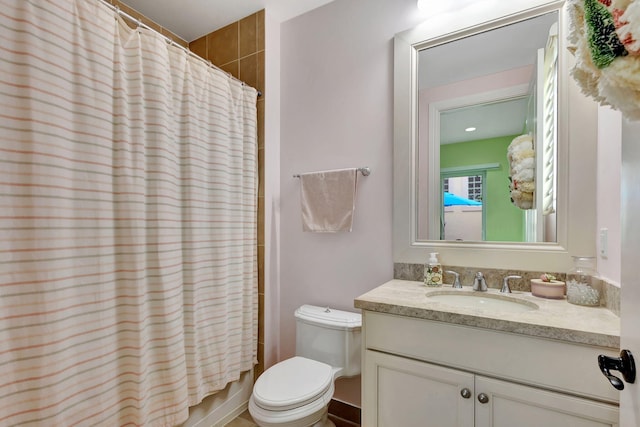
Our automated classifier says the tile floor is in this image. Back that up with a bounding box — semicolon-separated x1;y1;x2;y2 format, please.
224;410;258;427
223;409;359;427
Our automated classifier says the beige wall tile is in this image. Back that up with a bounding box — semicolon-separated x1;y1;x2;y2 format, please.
256;50;264;96
239;53;258;93
257;99;264;149
256;10;265;52
189;35;207;59
239;13;257;57
258;149;265;198
207;22;238;66
219;60;239;79
258;245;264;294
257;195;264;247
255;343;265;379
258;293;265;343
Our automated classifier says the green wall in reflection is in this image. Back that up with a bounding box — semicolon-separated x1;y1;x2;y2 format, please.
441;135;524;242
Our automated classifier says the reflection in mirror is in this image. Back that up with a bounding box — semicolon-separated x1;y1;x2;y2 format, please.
417;11;559;243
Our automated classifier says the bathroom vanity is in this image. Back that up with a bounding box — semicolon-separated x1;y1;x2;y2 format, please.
381;0;625;423
355;280;621;427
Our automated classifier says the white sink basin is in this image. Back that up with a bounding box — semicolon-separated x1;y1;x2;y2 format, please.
426;291;538;313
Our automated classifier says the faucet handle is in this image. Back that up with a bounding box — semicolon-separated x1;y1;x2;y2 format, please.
501;275;522;293
445;270;462;288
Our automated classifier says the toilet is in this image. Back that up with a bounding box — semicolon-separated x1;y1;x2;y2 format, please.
248;304;362;427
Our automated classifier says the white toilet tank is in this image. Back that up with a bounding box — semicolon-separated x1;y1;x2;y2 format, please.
294;305;362;377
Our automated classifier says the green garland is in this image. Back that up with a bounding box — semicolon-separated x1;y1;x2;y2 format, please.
584;0;628;68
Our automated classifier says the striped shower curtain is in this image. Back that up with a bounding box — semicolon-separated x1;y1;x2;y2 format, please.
0;0;258;425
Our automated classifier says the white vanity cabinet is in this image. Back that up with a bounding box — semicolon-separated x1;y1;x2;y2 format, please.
361;311;620;427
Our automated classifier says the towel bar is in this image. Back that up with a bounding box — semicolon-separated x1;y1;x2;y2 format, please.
293;167;371;178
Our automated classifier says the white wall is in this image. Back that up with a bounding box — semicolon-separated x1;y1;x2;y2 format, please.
278;0;424;405
596;106;622;286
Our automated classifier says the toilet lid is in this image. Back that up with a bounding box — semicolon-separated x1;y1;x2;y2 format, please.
253;356;333;411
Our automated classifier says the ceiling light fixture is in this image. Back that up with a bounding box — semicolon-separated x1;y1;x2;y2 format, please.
465;127;477;132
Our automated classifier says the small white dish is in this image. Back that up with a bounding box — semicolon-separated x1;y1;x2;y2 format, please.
531;279;566;299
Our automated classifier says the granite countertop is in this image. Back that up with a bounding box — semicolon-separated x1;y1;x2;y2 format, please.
354;280;620;349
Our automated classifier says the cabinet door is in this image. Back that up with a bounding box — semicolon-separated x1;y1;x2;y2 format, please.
475;376;619;427
362;350;474;427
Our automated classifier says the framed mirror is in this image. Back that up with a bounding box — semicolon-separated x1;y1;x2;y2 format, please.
393;0;598;271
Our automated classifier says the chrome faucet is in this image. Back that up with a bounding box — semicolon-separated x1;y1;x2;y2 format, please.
500;275;522;293
445;270;462;289
472;272;488;292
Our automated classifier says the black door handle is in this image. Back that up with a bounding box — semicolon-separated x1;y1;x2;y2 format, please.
598;349;636;390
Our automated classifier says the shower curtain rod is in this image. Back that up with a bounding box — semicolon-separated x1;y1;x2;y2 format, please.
100;0;262;98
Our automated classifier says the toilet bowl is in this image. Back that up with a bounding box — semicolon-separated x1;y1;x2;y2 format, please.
249;305;362;427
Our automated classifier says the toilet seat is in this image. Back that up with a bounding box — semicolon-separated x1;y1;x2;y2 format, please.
252;356;333;411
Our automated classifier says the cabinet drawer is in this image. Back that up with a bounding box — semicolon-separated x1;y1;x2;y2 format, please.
363;311;619;404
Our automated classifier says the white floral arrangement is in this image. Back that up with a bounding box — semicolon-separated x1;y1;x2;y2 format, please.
568;0;640;120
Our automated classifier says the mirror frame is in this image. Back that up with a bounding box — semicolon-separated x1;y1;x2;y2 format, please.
393;0;598;271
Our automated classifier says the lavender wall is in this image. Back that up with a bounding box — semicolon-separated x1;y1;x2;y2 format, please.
278;0;423;404
597;106;622;286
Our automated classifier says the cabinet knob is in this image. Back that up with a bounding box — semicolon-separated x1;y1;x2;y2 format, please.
460;388;471;399
477;393;489;404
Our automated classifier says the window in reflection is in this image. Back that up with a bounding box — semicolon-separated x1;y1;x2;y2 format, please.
441;176;484;241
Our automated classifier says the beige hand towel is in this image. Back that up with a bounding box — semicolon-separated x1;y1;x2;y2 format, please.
299;168;358;232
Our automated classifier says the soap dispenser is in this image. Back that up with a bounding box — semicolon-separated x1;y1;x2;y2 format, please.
424;252;443;287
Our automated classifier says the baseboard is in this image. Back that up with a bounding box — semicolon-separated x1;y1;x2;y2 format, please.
328;399;361;427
